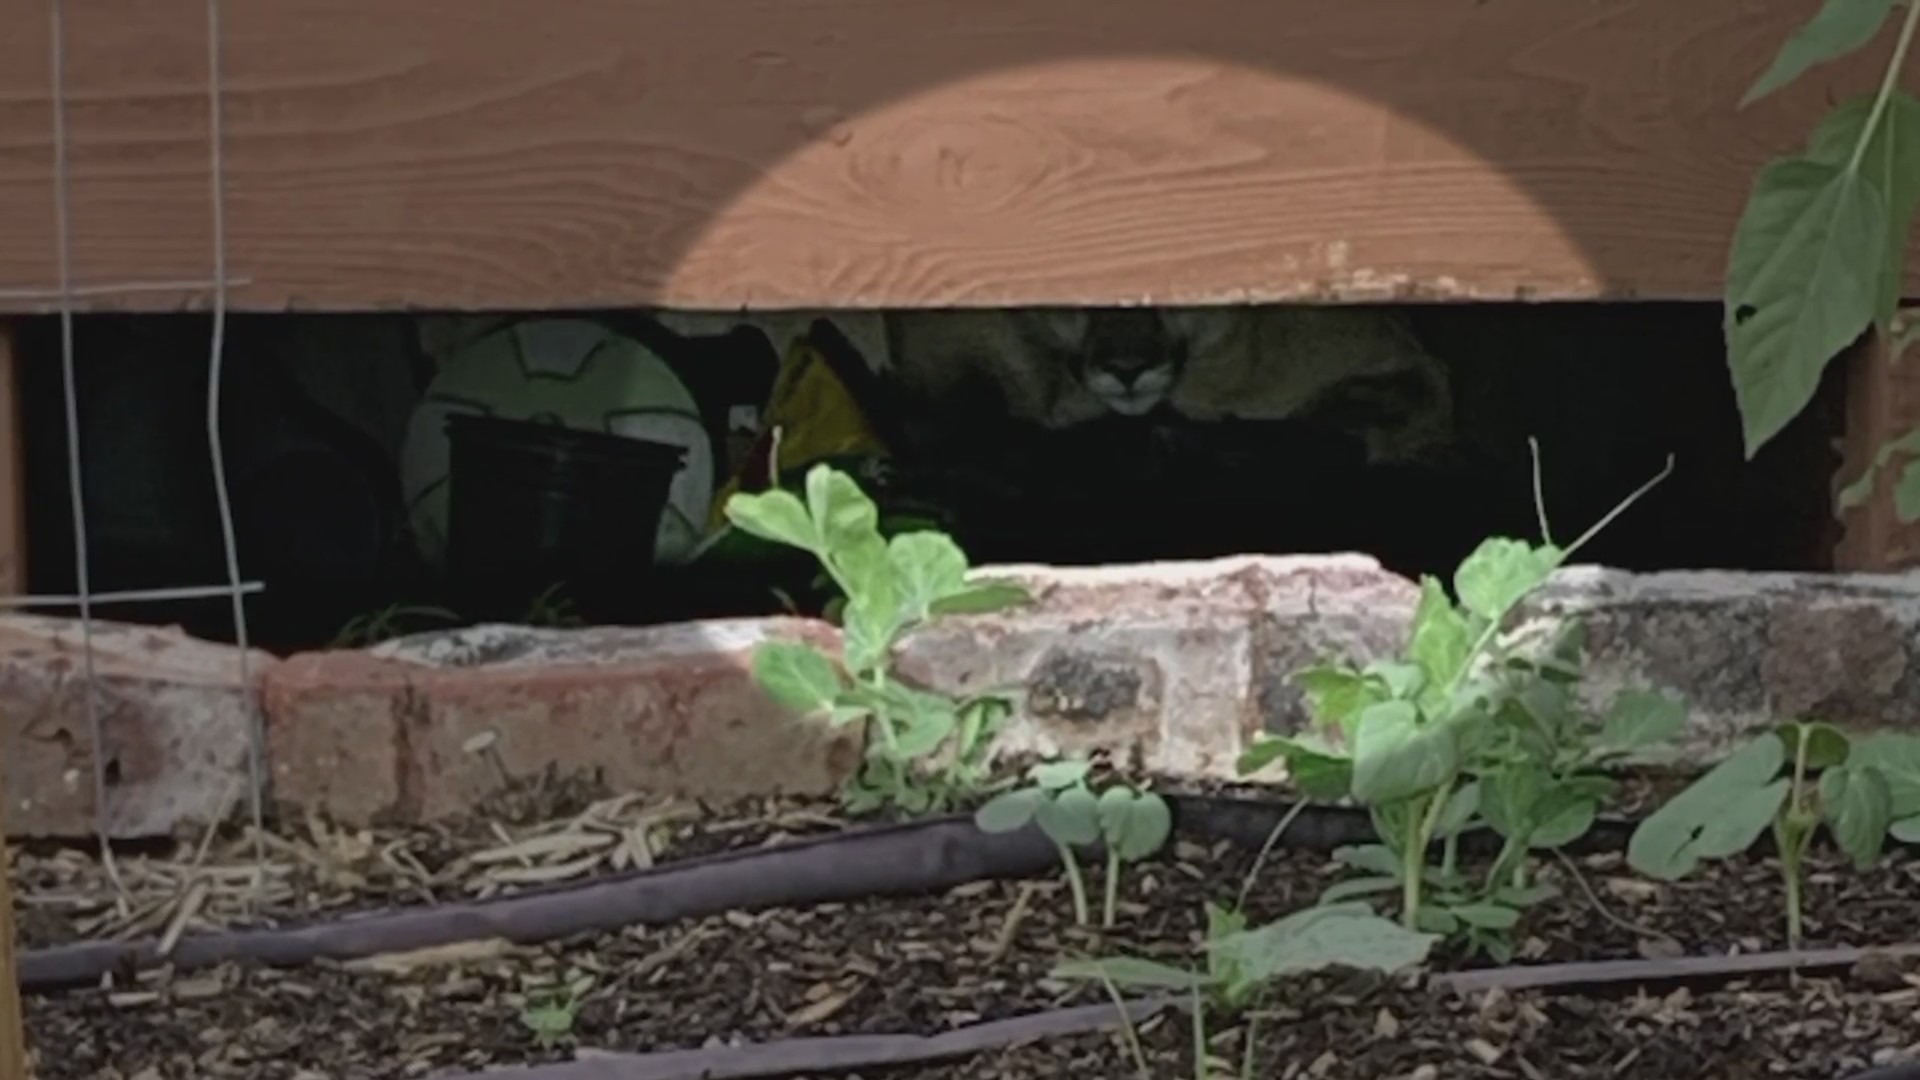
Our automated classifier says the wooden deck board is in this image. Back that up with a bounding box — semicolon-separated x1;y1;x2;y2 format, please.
0;0;1911;312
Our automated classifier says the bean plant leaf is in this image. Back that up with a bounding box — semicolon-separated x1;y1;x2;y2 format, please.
1098;787;1173;861
1236;734;1353;799
750;642;844;712
1294;666;1385;734
1433;781;1481;839
1595;689;1687;756
1029;758;1092;790
1527;786;1598;850
1320;876;1401;903
1806;92;1920;327
1036;785;1102;846
1777;721;1851;770
841;588;904;674
1741;0;1899;107
929;580;1031;616
1892;815;1920;843
974;788;1044;833
1725;156;1888;457
1350;701;1458;805
1051;956;1212;992
1627;736;1791;880
1448;902;1521;931
1453;538;1560;624
1333;843;1403;878
887;532;970;622
889;691;957;758
1365;660;1429;702
806;464;882;556
1409;576;1472;690
1839;425;1920;514
1853;731;1920;816
1821;763;1892;869
1209;902;1437;981
723;488;817;554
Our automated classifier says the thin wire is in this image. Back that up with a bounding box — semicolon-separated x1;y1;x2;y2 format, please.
200;0;266;882
0;581;264;608
47;0;114;866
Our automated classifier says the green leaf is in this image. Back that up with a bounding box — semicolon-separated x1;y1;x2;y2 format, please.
974;787;1044;833
1051;956;1212;992
1821;763;1892;869
1725;156;1888;457
1526;787;1598;850
1294;666;1384;734
1210;903;1437;981
1493;883;1559;908
1478;764;1544;841
1891;814;1920;843
1409;575;1472;690
886;531;970;622
1853;731;1920;816
1036;786;1102;847
1097;787;1173;861
889;691;958;758
1350;701;1458;805
805;464;881;555
1777;721;1852;770
1897;458;1920;523
1595;689;1687;756
1364;660;1428;702
1741;0;1899;106
750;642;844;712
1433;781;1481;839
1029;758;1092;790
1333;843;1403;878
1447;902;1521;931
1627;736;1791;880
722;487;818;555
1807;92;1920;327
1452;538;1560;624
841;588;904;674
1413;906;1460;936
1320;876;1402;903
929;580;1031;616
1236;733;1352;799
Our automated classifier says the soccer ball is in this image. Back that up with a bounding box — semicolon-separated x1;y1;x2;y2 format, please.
400;316;715;569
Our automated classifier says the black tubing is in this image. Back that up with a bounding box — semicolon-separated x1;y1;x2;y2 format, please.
433;997;1173;1080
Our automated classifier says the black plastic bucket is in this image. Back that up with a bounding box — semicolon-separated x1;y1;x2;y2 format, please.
444;413;685;625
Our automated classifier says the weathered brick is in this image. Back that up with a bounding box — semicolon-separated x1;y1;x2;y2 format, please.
0;614;270;838
263;617;860;825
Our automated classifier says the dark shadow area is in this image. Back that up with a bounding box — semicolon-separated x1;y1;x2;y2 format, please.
9;301;1845;655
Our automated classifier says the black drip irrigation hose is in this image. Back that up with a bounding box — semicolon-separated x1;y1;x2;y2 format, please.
434;997;1176;1080
0;791;1810;991
22;791;1920;1080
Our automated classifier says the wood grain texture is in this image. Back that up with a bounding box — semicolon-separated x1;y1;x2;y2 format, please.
0;0;1914;311
1834;330;1920;572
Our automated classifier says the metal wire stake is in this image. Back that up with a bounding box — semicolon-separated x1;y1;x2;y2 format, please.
200;0;269;895
45;0;120;894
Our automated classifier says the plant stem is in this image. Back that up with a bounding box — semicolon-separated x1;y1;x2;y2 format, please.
1235;799;1308;912
1239;1010;1262;1080
1057;840;1090;926
1847;0;1920;176
1103;851;1121;929
1782;833;1804;950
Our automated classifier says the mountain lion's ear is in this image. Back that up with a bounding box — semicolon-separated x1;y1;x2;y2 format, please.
1161;307;1235;357
1030;308;1089;345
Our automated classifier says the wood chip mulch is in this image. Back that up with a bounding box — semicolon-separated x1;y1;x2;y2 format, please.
22;833;1920;1079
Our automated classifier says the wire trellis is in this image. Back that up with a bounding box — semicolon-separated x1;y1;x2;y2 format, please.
30;0;268;872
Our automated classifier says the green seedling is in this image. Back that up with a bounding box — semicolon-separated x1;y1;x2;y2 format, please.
1629;722;1920;949
728;463;1030;814
1094;783;1174;927
330;603;460;649
974;758;1102;925
1238;446;1676;948
518;977;591;1050
1053;901;1436;1015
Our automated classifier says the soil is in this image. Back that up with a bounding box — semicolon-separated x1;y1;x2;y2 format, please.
23;830;1920;1079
